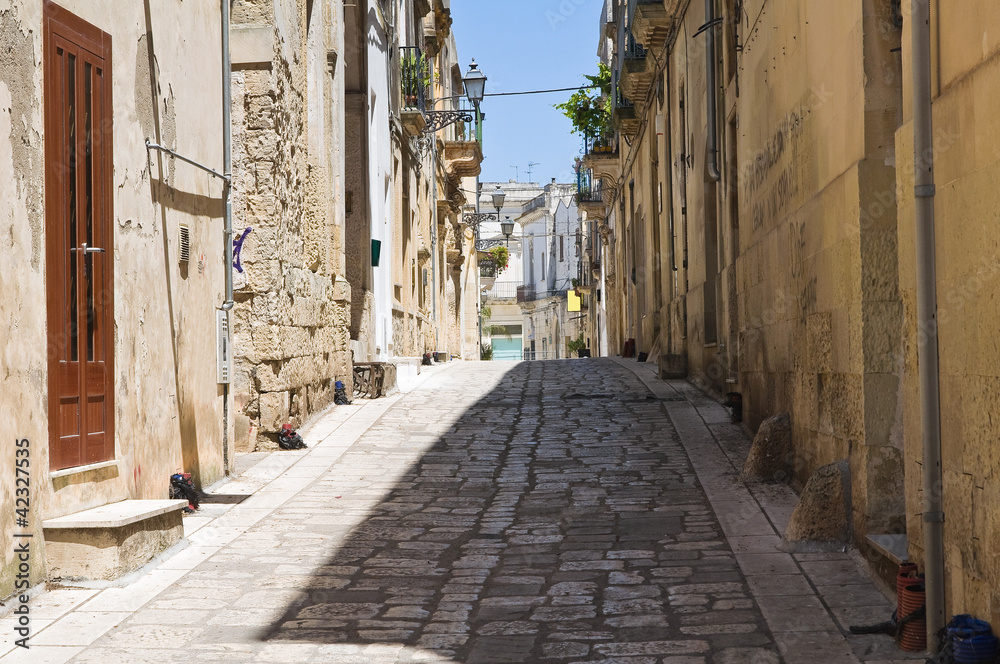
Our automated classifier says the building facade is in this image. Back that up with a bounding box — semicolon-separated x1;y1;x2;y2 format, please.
1;0;483;597
2;0;229;594
585;0;1000;624
231;0;483;444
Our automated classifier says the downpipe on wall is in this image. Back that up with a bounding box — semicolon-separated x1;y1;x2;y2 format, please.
221;0;234;477
911;0;944;649
704;0;721;182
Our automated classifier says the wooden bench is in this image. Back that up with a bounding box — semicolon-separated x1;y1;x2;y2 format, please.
43;499;188;581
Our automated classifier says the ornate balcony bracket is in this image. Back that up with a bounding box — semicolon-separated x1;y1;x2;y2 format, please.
423;110;474;134
476;238;506;251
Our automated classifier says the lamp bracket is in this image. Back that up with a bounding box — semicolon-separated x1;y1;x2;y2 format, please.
463;212;499;227
476;239;506;251
423;110;475;134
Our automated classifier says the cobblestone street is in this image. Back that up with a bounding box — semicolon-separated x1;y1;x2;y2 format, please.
4;360;921;664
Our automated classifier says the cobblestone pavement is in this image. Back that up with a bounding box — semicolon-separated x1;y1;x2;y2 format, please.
2;360;924;664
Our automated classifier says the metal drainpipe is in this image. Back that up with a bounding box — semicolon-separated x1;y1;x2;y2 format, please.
912;0;945;648
221;0;233;477
431;140;438;328
704;0;721;182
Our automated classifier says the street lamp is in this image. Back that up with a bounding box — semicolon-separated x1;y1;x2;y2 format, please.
423;59;488;134
491;185;506;215
463;60;487;106
501;216;515;246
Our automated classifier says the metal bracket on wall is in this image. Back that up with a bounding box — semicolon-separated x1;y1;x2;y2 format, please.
422;109;474;134
476;239;506;251
464;213;499;227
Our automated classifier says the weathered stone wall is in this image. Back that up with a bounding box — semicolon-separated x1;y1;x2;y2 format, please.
598;0;906;559
230;0;350;438
895;2;1000;623
734;0;905;542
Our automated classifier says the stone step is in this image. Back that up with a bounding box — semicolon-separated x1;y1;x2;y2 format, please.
43;499;188;581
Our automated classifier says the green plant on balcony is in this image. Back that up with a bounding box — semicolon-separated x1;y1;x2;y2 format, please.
401;51;430;106
487;246;509;276
555;62;613;149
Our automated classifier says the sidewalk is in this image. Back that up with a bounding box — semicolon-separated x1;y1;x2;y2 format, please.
610;357;922;664
0;363;453;664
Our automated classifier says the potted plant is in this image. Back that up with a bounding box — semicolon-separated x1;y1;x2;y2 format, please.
402;51;430;107
487;246;509;276
567;333;588;358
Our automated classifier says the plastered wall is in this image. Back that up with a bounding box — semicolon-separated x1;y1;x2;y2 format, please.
1;0;227;598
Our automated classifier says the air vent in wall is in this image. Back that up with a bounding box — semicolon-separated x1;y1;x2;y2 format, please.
178;224;191;263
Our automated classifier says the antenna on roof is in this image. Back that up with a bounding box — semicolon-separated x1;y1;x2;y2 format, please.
527;161;541;183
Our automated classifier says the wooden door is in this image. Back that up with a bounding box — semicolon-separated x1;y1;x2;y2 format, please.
44;2;114;471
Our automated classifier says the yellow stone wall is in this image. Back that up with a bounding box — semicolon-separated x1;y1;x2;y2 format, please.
896;1;1000;624
602;0;909;555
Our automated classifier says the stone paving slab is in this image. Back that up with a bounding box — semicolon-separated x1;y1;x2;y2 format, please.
3;359;925;663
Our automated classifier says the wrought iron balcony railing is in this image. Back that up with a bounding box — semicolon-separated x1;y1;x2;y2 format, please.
577;168;603;204
623;30;647;61
517;286;573;303
483;281;522;300
479;260;498;279
585;129;616;155
400;46;427;113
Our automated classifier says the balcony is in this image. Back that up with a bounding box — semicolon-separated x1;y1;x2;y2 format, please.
479;260;497;290
577;168;607;219
620;31;653;110
632;0;682;58
444;137;484;179
483;281;522;301
517;286;571;303
399;46;427;135
612;87;639;137
582;130;620;183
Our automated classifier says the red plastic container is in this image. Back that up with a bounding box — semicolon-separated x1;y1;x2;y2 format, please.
897;582;926;652
896;562;918;613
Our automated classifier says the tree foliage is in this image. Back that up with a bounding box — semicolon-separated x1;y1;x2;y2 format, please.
554;63;613;139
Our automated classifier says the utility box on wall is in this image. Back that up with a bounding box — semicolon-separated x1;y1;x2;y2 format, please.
217;310;232;384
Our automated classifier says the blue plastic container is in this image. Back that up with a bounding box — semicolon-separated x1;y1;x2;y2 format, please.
949;615;998;664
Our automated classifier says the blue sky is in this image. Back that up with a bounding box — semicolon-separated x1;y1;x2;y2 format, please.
450;0;605;186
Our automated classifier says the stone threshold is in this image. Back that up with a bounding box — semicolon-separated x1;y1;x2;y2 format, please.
42;500;187;530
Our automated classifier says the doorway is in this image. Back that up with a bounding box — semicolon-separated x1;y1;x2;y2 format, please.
44;2;115;471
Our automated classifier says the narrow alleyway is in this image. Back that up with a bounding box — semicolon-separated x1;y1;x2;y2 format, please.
6;361;920;664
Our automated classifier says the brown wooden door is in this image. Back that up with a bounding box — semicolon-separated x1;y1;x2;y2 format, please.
44;2;114;471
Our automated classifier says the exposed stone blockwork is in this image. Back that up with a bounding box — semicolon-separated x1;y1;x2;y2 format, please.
230;4;350;440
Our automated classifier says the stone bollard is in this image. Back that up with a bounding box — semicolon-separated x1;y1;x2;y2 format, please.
740;412;792;483
784;459;852;544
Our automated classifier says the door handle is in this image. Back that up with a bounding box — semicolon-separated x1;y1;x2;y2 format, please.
81;243;106;254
